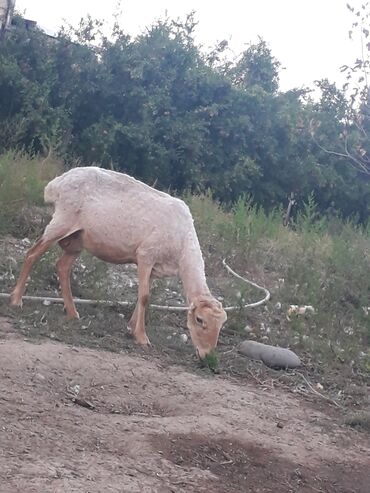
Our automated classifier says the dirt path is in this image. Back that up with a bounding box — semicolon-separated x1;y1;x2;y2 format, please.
0;318;368;493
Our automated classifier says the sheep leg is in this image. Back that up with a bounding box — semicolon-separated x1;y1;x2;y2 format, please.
9;237;55;307
57;232;83;320
128;280;152;333
127;303;138;334
131;261;152;346
56;252;80;319
10;220;82;307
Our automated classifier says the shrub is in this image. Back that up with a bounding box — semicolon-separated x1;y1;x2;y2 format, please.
0;151;60;235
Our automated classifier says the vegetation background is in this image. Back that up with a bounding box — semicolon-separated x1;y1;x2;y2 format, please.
0;5;369;416
1;6;370;218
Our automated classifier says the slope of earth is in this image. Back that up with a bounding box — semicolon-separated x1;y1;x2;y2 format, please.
0;318;368;493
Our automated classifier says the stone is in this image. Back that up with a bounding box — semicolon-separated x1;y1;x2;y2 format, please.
238;340;301;369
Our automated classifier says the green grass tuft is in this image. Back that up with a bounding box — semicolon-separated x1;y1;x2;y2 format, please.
202;350;219;373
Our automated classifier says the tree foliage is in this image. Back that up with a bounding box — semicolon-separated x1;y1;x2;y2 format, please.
0;11;369;218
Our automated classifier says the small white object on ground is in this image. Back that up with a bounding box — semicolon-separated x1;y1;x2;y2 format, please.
287;305;315;319
180;333;188;343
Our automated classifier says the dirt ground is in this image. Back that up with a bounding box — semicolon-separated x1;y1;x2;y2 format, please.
0;235;369;492
0;317;369;493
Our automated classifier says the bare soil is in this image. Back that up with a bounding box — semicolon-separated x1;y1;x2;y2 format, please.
0;234;369;492
0;317;369;493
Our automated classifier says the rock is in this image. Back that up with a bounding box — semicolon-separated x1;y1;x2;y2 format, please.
180;333;188;343
287;305;315;319
35;373;46;382
238;340;301;369
69;384;80;395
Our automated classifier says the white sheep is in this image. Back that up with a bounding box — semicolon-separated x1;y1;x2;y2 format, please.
10;167;227;358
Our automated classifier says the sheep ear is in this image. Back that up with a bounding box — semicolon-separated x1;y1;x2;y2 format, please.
198;297;213;309
188;302;196;314
199;296;223;312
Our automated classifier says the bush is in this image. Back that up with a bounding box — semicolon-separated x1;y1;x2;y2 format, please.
187;193;369;375
0;151;60;235
0;160;368;384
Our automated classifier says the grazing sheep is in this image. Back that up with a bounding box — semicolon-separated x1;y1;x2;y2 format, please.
10;167;227;359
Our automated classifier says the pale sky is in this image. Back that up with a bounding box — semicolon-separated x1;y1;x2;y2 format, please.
16;0;365;92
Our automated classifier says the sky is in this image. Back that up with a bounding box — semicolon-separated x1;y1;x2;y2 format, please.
15;0;366;92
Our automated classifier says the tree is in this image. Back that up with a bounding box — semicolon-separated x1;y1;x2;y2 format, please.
1;11;370;219
231;38;280;93
311;2;370;175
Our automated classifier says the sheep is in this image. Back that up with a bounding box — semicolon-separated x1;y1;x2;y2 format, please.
9;167;227;359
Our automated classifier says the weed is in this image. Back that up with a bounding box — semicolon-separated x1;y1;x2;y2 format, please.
0;161;369;404
0;151;60;236
345;410;370;431
296;192;326;235
202;350;219;373
185;192;370;380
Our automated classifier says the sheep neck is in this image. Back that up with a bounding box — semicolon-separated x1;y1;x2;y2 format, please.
179;232;211;304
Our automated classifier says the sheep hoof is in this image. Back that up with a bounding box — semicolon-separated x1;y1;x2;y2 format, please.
134;334;152;347
65;310;80;320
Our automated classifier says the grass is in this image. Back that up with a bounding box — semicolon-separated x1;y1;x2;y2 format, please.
345;410;370;431
202;350;220;373
0;151;60;236
0;155;369;410
187;192;370;379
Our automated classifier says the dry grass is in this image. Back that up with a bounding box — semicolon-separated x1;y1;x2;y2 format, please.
0;162;368;411
187;193;370;379
0;151;61;235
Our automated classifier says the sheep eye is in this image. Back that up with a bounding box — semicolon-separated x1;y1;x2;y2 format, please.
196;316;203;325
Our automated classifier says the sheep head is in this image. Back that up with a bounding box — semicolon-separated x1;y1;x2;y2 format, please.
187;295;227;359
